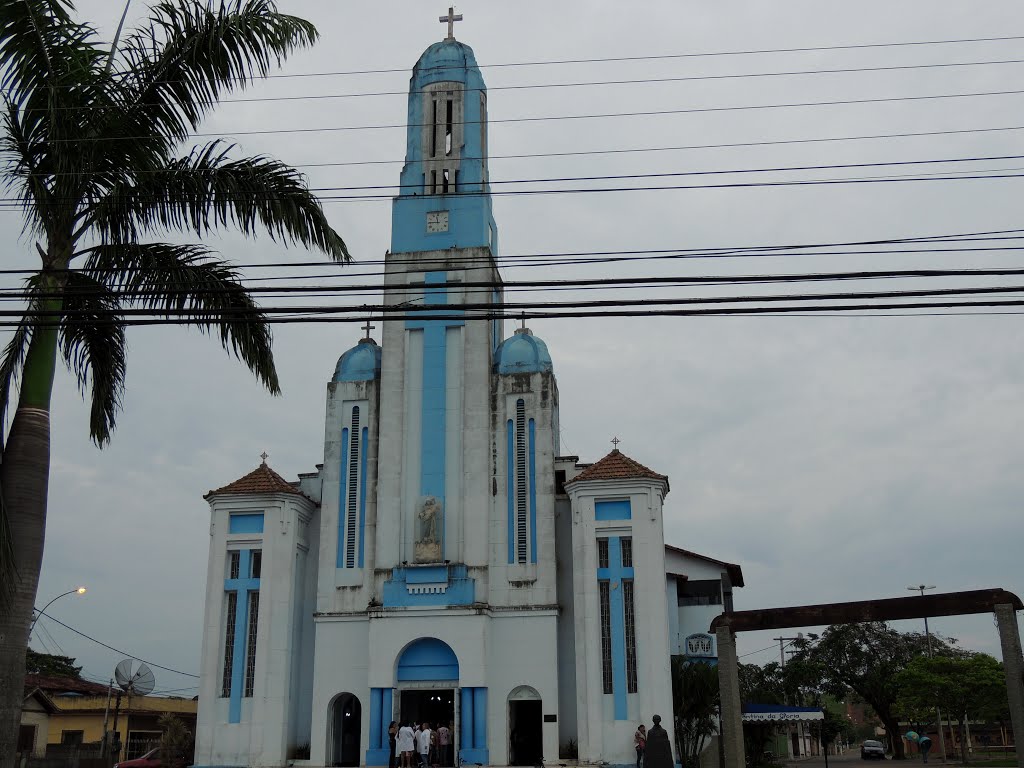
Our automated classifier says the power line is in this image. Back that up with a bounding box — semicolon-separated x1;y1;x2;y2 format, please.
123;34;1024;81
34;609;200;678
34;87;1024;143
12;267;1024;303
57;57;1022;108
23;125;1024;177
12;152;1024;201
0;228;1020;278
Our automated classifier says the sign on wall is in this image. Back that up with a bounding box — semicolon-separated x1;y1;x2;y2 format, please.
684;633;716;658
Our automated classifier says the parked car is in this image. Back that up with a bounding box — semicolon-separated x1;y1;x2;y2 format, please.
115;747;161;768
861;740;887;760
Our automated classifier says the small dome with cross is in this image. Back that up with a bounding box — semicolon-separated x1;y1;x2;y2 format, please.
334;339;382;382
494;327;553;375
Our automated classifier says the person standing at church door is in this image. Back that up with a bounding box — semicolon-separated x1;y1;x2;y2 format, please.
388;721;398;768
437;723;451;767
418;723;432;768
397;723;415;768
634;723;646;768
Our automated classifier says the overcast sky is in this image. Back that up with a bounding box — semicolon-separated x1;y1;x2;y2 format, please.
19;0;1024;697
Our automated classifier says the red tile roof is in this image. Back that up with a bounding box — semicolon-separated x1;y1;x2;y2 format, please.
566;449;669;487
206;462;303;498
24;674;109;696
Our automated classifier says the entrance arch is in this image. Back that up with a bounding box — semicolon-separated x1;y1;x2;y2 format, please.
328;693;362;767
507;686;542;766
395;639;460;765
710;588;1024;768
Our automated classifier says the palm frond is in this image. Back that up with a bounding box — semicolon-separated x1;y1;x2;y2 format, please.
0;0;77;105
88;140;350;261
116;0;317;145
58;272;126;446
83;241;280;394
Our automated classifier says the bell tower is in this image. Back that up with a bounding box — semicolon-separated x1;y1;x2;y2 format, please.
390;33;497;255
371;31;503;607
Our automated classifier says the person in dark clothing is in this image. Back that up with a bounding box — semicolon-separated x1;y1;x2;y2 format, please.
644;715;674;768
388;721;398;768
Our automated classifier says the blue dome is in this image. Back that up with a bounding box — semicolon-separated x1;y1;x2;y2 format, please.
334;340;381;382
413;39;481;80
494;329;553;375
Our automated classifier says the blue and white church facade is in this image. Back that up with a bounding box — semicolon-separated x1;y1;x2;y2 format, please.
195;31;744;768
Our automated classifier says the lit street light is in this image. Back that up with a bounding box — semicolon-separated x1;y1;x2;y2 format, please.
29;586;87;639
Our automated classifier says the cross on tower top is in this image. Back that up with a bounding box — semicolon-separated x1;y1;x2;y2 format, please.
361;318;375;341
611;436;621;450
439;6;463;40
260;451;269;464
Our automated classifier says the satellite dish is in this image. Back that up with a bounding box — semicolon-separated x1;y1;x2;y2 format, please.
114;659;156;697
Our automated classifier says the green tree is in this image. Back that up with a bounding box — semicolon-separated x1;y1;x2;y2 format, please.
895;653;1006;764
787;623;947;760
158;713;194;768
24;649;81;678
671;658;720;768
738;662;785;766
0;2;347;765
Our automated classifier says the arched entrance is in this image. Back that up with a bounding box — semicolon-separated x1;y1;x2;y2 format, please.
329;693;362;767
396;639;459;766
507;686;542;766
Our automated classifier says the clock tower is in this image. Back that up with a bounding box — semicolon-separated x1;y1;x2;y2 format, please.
374;34;504;582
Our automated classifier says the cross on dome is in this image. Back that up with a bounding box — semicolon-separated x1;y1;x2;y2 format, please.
361;319;376;341
439;6;463;40
260;451;269;464
611;436;621;450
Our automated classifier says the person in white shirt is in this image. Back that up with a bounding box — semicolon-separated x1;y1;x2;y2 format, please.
397;723;416;768
417;723;432;768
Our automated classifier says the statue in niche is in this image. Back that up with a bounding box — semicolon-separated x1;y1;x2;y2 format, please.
414;495;443;563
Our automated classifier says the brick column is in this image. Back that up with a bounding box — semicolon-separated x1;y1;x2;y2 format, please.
716;626;746;768
994;604;1024;768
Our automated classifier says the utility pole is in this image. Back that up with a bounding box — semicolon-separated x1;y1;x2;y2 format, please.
774;636;803;758
909;584;947;763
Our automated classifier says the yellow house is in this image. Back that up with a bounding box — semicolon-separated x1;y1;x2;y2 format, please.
20;676;197;761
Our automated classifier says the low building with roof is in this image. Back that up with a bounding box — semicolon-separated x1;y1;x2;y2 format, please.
19;675;197;762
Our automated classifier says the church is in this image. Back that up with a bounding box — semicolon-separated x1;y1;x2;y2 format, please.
194;19;744;768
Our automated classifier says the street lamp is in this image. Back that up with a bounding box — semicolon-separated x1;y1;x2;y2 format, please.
29;586;87;638
907;584;936;654
907;584;945;762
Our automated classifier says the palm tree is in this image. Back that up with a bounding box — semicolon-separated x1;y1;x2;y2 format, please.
0;2;348;763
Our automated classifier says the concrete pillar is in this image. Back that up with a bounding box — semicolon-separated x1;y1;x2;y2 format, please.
994;604;1024;768
716;626;746;768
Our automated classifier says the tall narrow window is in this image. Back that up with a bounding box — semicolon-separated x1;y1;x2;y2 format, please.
431;99;438;158
599;581;613;694
243;591;259;696
250;550;262;579
228;551;240;579
480;94;488;175
623;579;638;693
515;399;528;562
620;538;633;568
345;408;361;568
598;538;609;569
442;168;450;194
445;98;453;155
431;170;437;194
221;592;237;697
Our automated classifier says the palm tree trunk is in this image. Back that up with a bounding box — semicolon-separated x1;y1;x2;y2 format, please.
0;407;51;768
0;316;58;768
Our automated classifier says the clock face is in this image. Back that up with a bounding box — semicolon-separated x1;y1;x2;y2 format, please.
426;210;449;233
